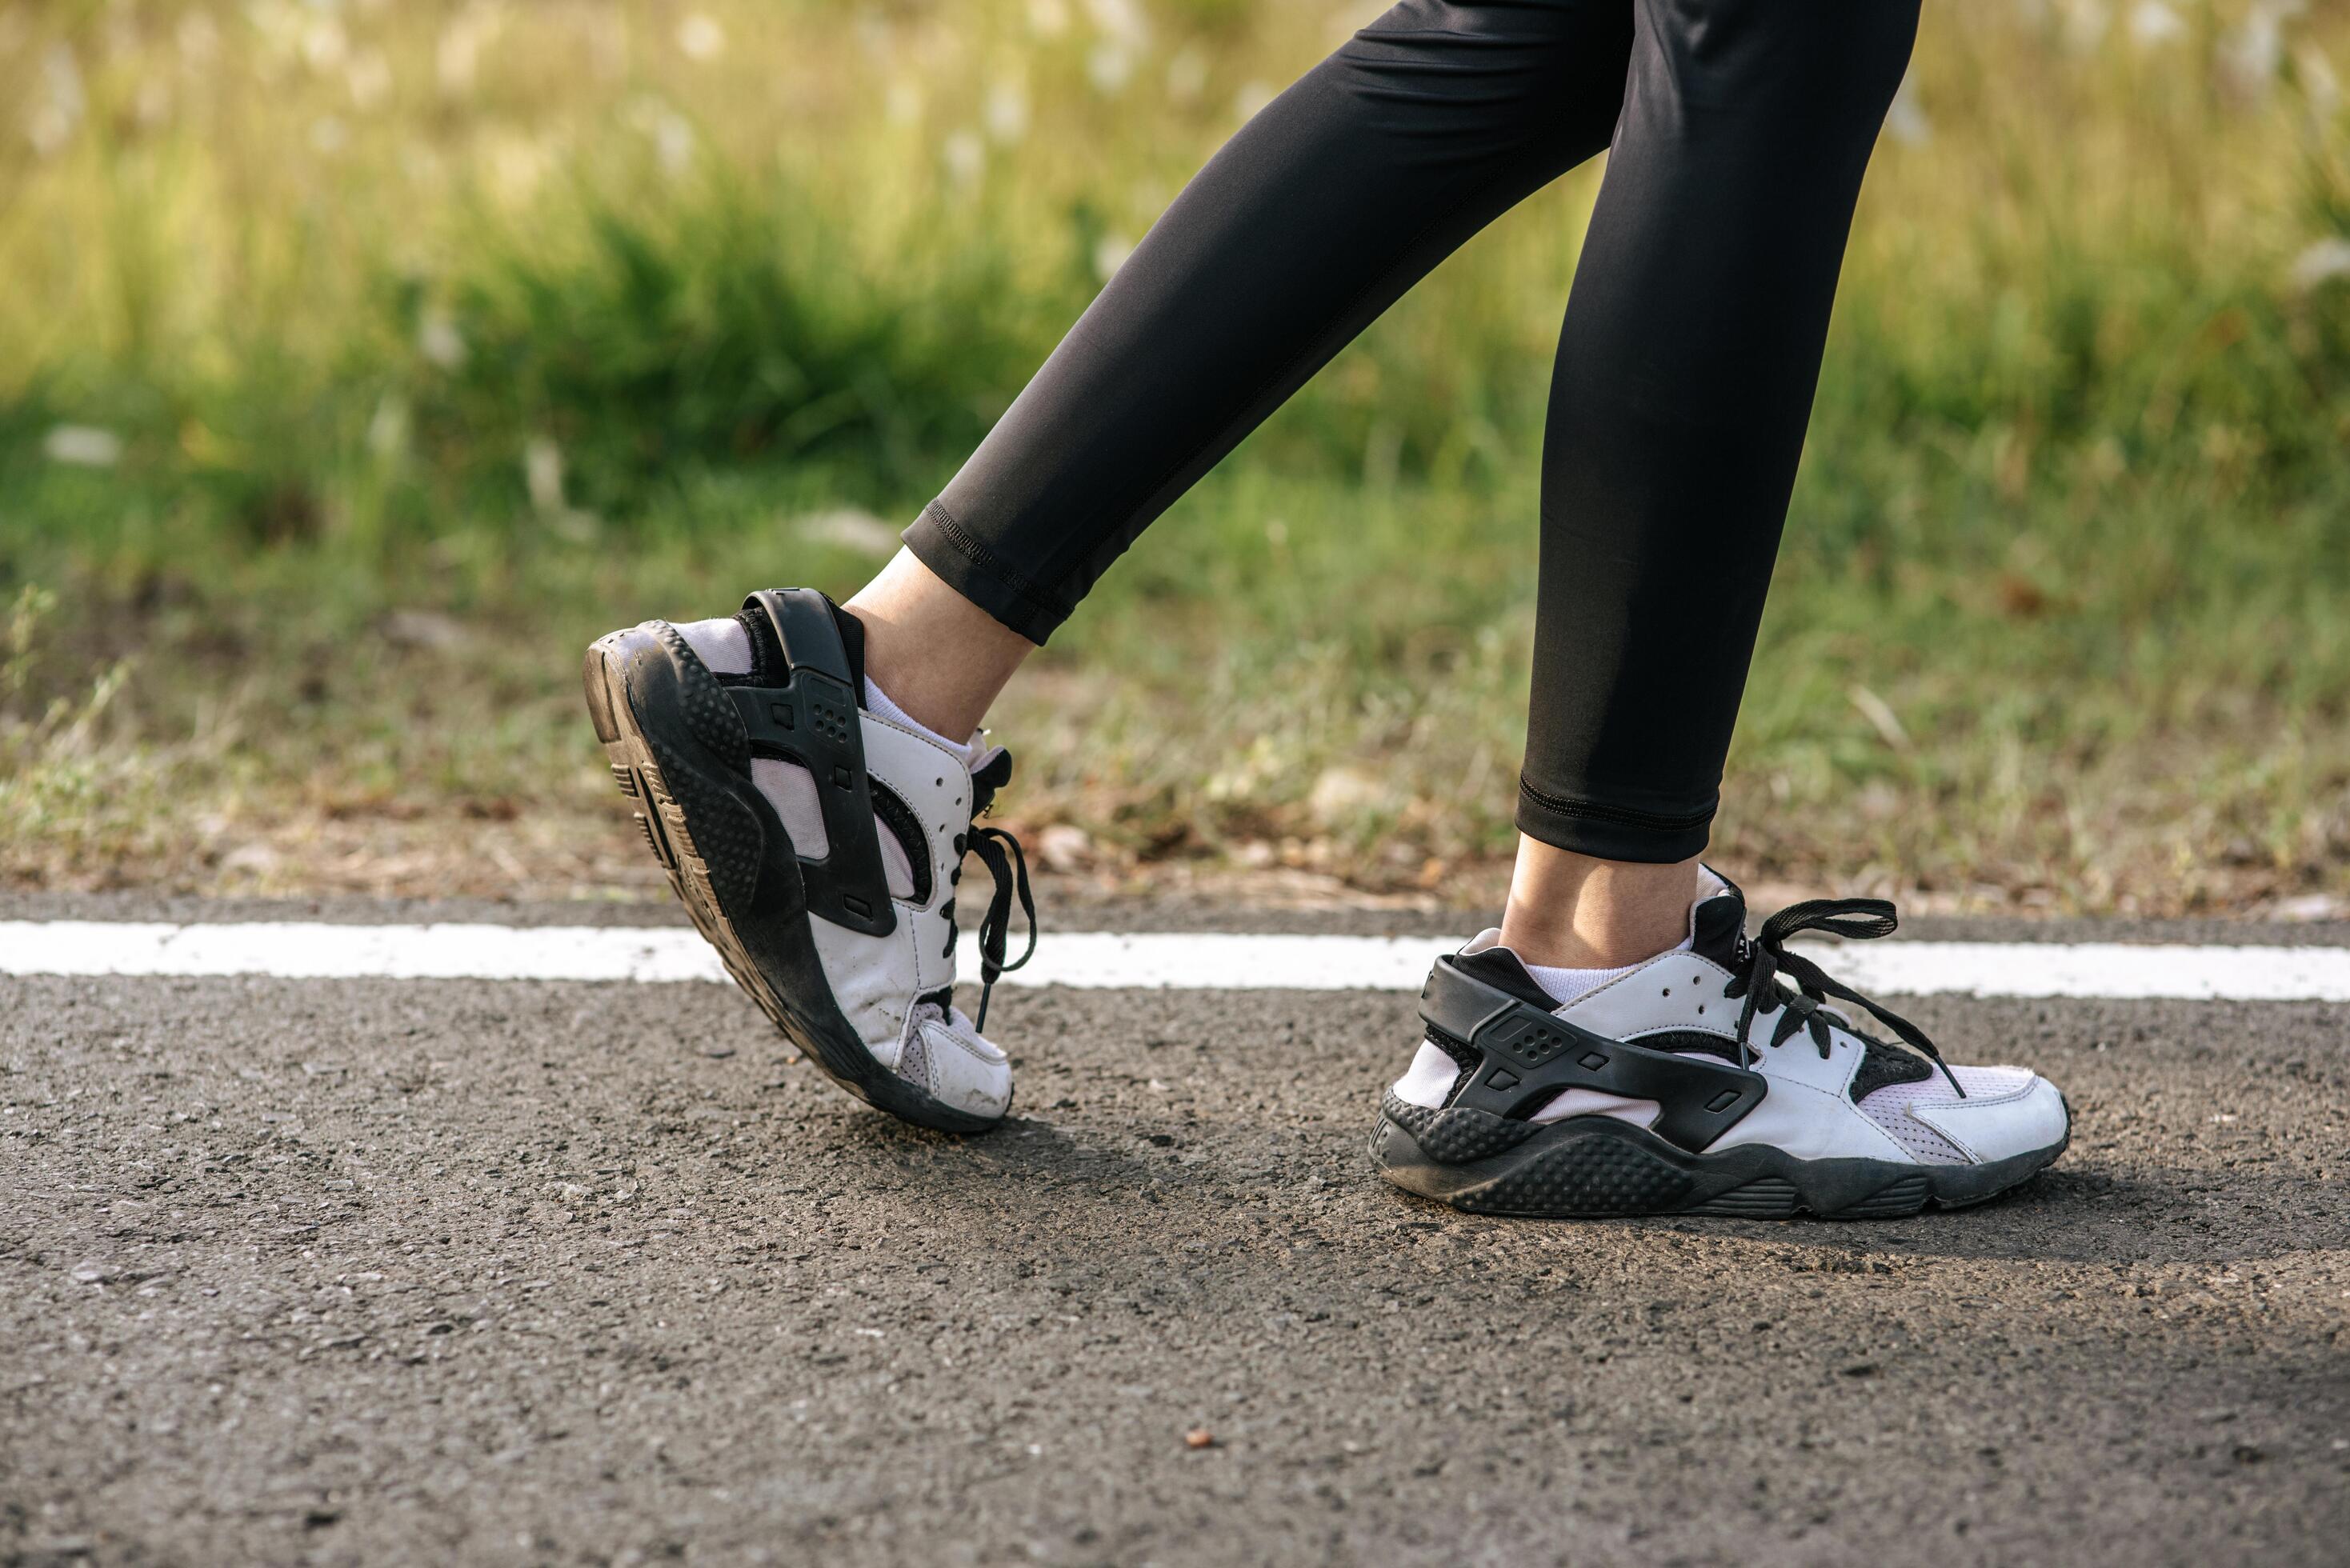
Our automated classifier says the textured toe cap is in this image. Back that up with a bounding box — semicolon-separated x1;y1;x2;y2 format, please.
1908;1071;2069;1165
908;1014;1012;1123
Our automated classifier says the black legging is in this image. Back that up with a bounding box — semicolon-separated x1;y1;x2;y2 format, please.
903;0;1920;862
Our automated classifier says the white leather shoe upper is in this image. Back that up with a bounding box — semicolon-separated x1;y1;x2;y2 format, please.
1908;1070;2069;1164
800;710;1013;1121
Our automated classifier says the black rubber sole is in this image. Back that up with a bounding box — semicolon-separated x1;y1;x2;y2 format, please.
1371;1091;2068;1219
582;622;999;1135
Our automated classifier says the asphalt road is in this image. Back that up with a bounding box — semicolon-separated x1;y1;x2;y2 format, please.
5;908;2348;1566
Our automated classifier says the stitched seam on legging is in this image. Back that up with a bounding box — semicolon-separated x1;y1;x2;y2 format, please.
1086;143;1579;579
1355;28;1571;47
919;499;1077;625
1517;776;1716;834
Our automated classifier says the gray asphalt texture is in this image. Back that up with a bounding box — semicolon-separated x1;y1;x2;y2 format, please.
6;906;2348;1566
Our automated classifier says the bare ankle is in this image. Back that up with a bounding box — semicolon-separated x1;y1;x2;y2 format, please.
843;549;1036;738
1497;838;1699;970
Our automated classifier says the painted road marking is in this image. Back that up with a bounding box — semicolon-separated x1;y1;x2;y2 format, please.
5;922;2350;1000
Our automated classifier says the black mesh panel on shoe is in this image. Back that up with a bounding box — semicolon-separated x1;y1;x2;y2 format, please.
867;779;935;906
1849;1034;1933;1102
1427;1030;1481;1077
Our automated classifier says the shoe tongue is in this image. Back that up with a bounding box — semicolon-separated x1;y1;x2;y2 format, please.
1688;872;1749;970
969;743;1012;813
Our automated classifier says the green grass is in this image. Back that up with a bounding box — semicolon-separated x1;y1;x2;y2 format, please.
3;1;2349;913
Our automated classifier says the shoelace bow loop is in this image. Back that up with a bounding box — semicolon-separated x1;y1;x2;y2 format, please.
939;746;1035;1032
1724;897;1964;1098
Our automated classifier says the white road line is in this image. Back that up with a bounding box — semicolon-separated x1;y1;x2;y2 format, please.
4;921;2350;1000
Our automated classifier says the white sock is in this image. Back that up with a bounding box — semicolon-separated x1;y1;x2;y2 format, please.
673;616;753;675
862;677;979;768
1523;874;1715;1006
1526;934;1692;1007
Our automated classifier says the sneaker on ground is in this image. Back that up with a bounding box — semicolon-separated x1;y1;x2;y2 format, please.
1372;871;2069;1218
582;588;1033;1133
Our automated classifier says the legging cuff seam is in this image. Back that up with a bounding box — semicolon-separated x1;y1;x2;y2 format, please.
916;500;1075;626
1516;777;1717;834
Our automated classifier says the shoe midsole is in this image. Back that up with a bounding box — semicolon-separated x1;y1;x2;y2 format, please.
1374;1101;2068;1218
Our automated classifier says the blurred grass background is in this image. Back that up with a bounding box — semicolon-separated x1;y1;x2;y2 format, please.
2;0;2347;913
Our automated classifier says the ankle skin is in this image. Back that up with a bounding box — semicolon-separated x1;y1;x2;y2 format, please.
1497;838;1699;969
844;550;1035;739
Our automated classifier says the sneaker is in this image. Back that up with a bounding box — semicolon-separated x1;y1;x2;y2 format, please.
1372;872;2069;1218
582;588;1033;1133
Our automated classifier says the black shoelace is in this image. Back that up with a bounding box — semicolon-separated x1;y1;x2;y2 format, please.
1724;898;1964;1098
938;750;1036;1031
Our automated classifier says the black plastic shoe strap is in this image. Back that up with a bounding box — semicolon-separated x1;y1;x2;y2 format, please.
1419;957;1767;1154
729;588;897;938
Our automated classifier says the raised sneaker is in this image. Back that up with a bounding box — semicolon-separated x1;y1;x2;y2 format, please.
582;588;1033;1133
1372;871;2069;1218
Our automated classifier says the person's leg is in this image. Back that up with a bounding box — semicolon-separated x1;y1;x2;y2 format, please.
1499;846;1698;969
591;2;1643;1134
844;551;1034;743
1379;7;2076;1212
1496;0;1921;967
856;0;1639;733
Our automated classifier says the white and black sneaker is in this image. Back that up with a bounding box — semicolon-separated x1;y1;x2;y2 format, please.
1373;872;2070;1218
582;588;1033;1134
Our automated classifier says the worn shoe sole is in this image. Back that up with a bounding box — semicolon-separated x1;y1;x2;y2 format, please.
1371;1091;2068;1218
582;622;999;1134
